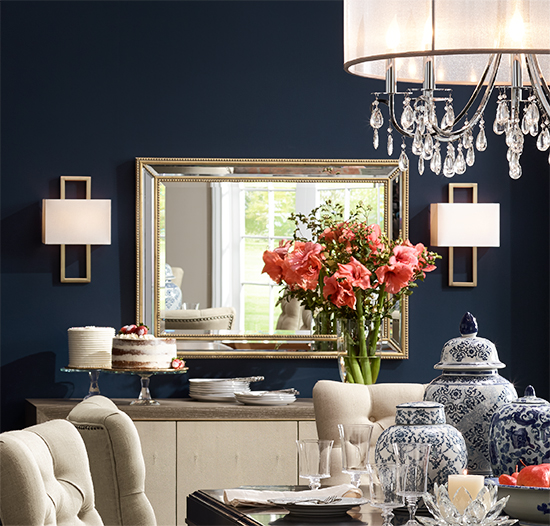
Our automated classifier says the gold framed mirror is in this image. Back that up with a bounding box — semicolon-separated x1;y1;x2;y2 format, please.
136;158;409;359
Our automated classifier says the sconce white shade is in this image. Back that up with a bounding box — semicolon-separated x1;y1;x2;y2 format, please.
430;203;500;247
42;199;111;245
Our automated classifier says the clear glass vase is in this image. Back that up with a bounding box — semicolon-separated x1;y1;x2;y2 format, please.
312;311;336;352
337;318;381;384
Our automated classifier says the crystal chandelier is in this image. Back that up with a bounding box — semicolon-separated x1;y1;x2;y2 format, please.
343;0;550;179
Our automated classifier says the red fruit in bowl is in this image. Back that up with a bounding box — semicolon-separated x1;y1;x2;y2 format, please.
498;474;517;486
516;463;550;488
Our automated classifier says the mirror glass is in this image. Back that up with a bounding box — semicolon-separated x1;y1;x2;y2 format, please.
137;158;409;358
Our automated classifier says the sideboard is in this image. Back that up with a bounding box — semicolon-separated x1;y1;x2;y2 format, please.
26;398;317;526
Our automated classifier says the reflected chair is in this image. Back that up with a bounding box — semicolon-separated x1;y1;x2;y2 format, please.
312;380;426;485
0;419;104;525
67;396;157;526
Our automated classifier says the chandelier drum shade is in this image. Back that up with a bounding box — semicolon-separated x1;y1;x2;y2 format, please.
344;0;550;178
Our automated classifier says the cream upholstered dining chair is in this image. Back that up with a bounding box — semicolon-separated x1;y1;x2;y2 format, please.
67;396;157;526
0;419;104;525
312;380;426;485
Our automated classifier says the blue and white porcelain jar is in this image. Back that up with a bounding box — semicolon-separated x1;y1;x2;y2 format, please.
374;401;467;490
164;264;182;310
424;313;517;476
489;385;550;476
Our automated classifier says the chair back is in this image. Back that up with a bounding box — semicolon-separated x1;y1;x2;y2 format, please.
67;396;157;526
312;380;426;485
0;419;104;525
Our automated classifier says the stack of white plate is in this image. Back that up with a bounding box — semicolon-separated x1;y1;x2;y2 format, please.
234;390;297;406
189;377;263;402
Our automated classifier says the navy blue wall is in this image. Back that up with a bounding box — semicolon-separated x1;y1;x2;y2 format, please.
2;1;549;432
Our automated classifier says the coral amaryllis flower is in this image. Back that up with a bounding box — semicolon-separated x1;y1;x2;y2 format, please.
391;245;419;267
334;257;372;290
283;241;324;291
262;250;285;283
323;275;356;309
375;262;415;294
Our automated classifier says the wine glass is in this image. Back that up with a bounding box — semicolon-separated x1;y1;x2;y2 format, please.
338;423;373;488
296;439;333;490
368;462;405;526
393;443;431;526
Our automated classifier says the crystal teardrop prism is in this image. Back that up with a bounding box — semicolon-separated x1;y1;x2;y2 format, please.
493;119;507;135
530;120;539;137
399;150;409;171
373;129;379;149
430;144;442;175
476;126;488;151
412;128;423;156
506;123;524;154
454;146;466;175
466;146;475;166
370;103;384;129
443;155;455;178
496;100;509;123
509;158;522;179
537;126;550;151
522;114;531;135
387;130;394;156
401;101;414;131
423;133;434;160
418;156;425;175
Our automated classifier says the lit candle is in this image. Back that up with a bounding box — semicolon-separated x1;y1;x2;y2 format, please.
448;473;485;514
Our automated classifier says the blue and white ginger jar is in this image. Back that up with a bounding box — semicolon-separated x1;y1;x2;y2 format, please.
164;264;182;310
374;401;467;490
424;312;517;476
489;385;550;476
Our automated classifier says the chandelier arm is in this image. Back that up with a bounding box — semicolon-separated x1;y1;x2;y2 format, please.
385;94;414;138
452;54;500;124
427;54;501;142
525;54;550;118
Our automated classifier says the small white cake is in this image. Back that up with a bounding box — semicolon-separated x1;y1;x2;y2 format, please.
68;326;115;369
111;334;176;369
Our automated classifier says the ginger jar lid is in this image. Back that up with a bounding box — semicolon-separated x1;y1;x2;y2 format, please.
511;385;550;406
434;312;505;371
395;401;446;425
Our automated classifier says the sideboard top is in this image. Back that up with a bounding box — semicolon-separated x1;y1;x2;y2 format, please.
26;398;315;425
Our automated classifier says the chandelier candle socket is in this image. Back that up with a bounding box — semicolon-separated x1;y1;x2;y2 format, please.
344;0;550;178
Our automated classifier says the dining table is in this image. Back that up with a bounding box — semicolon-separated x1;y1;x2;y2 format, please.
186;485;413;526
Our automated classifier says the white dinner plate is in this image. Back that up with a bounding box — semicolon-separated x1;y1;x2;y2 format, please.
269;498;368;518
188;393;238;402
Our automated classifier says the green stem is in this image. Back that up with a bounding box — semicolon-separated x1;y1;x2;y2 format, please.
354;289;372;384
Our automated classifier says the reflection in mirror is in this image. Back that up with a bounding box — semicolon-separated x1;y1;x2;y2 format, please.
136;159;409;358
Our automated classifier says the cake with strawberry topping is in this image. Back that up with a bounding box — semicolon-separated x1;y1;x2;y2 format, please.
68;326;116;369
111;324;177;370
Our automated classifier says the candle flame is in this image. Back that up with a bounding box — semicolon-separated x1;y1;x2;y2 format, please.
463;469;468;475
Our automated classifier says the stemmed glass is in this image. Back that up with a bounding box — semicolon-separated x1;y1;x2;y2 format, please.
368;462;405;526
338;423;373;488
296;439;334;490
393;443;431;526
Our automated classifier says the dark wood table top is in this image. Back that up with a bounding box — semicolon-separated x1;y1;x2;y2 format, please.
186;486;389;526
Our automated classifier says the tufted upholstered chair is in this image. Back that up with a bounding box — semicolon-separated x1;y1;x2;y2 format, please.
67;396;157;526
0;419;104;526
312;380;426;485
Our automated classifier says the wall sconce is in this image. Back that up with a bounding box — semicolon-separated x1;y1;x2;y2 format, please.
42;176;111;283
430;183;499;287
